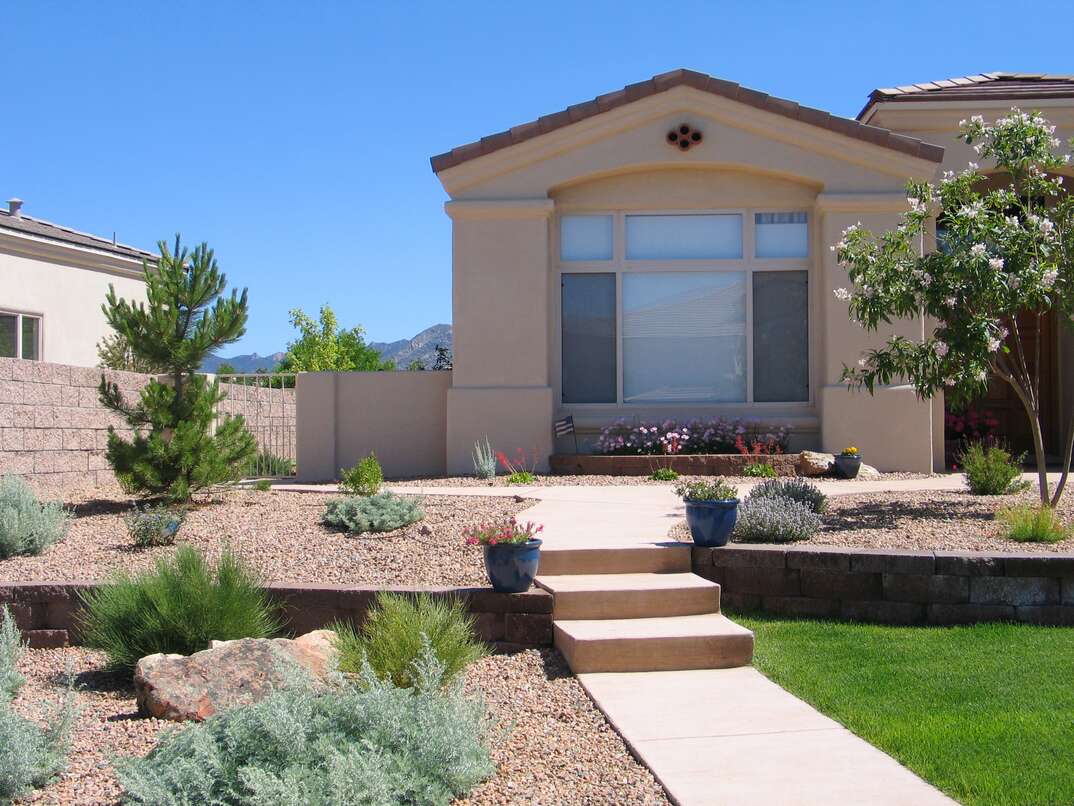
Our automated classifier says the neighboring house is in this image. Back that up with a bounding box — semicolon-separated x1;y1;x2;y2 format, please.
0;198;151;367
429;70;1074;473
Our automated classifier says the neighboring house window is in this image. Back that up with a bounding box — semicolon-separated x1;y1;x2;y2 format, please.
559;211;809;405
0;311;42;360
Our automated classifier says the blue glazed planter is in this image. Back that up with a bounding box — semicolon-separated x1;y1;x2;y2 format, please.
483;539;542;593
684;499;739;547
835;454;862;479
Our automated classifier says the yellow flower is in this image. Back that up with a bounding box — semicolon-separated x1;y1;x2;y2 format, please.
844;446;859;455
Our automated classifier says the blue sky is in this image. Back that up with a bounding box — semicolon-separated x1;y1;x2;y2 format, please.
5;1;1071;354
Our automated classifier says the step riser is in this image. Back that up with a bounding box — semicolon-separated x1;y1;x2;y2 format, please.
556;629;755;674
540;547;691;576
551;586;720;620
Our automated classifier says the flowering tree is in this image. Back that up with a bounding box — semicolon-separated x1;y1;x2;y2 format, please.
833;109;1073;505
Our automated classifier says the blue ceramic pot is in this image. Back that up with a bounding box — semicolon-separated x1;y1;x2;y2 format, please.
684;499;739;547
834;454;862;479
483;539;542;593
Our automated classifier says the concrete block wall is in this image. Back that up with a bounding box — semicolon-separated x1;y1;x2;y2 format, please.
694;545;1074;625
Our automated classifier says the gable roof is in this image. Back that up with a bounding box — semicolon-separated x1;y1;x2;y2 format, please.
430;69;944;174
857;72;1074;120
0;207;153;261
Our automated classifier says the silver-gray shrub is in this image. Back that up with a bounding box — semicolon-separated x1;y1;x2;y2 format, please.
323;492;424;534
116;646;495;806
0;475;71;559
0;607;76;802
747;477;827;513
734;496;821;543
472;437;497;480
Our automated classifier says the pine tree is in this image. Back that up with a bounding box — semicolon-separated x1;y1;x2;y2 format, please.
96;331;166;373
98;236;257;502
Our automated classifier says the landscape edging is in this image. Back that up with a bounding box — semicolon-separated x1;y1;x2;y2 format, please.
692;545;1074;625
0;581;554;648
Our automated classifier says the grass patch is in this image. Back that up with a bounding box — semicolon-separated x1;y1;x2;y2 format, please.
738;613;1074;806
998;505;1070;543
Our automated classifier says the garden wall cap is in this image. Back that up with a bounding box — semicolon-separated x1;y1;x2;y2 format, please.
858;71;1074;120
430;68;944;173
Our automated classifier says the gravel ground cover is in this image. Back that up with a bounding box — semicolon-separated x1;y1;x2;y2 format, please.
3;484;531;585
671;486;1074;553
12;647;668;806
391;471;935;488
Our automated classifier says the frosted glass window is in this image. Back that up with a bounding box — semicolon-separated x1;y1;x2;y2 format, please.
753;271;808;401
561;274;616;403
755;212;808;258
560;215;613;261
625;214;742;260
623;272;746;402
0;315;15;358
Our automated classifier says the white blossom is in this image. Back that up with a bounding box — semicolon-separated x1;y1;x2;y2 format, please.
971;244;987;258
988;257;1004;270
1010;276;1021;290
857;358;867;367
1042;269;1058;289
833;288;852;301
935;341;949;358
988;337;1001;351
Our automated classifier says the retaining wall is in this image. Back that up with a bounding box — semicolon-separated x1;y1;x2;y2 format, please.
551;453;801;476
693;544;1074;625
0;581;553;649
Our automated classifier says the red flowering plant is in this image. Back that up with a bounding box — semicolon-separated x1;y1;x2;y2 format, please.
945;407;1000;443
464;517;544;546
496;448;537;484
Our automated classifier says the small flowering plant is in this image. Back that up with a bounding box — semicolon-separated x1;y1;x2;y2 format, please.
674;478;738;502
464;517;543;546
596;418;789;456
832;109;1073;506
840;446;860;457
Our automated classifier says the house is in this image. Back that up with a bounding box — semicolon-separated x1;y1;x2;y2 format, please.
427;70;1074;473
0;199;150;367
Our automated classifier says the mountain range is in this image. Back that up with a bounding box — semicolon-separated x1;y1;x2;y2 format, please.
203;324;453;373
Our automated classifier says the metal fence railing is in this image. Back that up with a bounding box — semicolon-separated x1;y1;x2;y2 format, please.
213;373;298;478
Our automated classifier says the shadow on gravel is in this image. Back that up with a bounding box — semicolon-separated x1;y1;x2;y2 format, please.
822;497;994;533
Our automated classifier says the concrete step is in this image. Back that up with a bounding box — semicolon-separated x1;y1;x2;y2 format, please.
555;613;755;673
539;545;691;576
536;572;719;620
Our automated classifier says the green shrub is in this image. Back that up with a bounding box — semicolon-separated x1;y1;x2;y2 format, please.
115;646;494;806
999;505;1070;543
675;478;738;501
125;505;184;548
78;545;281;673
339;452;384;496
748;477;828;514
334;593;485;688
252;479;273;492
648;467;679;481
472;438;497;480
959;443;1026;495
0;475;71;559
323;493;424;534
243;450;295;478
743;462;777;478
506;471;535;485
0;607;75;803
734;496;821;543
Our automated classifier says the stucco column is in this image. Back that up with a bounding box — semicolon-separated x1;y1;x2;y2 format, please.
444;199;556;474
816;193;937;472
295;372;337;482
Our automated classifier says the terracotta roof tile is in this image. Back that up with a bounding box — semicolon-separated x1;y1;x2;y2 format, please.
858;72;1074;119
430;68;943;174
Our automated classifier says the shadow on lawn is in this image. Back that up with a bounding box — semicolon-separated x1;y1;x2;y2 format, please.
822;497;995;533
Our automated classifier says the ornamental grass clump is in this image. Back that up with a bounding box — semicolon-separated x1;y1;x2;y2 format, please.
748;477;828;514
734;496;821;543
471;437;497;480
959;443;1027;495
0;607;76;803
334;593;485;688
323;493;424;534
115;646;495;806
78;545;281;673
999;505;1070;543
0;475;71;559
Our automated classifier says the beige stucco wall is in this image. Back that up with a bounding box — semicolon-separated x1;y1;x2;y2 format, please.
0;235;147;368
296;370;451;481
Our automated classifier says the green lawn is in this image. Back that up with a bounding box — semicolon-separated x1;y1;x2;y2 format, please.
736;614;1074;806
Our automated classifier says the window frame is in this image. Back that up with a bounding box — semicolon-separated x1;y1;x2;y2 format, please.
0;309;43;361
555;208;811;409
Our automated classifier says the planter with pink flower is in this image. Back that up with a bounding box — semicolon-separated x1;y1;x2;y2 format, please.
465;517;543;593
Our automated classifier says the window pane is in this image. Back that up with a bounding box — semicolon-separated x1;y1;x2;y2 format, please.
560;215;613;261
623;272;746;402
625;214;742;260
755;212;808;258
561;273;616;403
0;315;16;358
753;271;808;402
21;316;39;360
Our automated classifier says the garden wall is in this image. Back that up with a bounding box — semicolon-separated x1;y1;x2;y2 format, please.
216;378;297;467
0;581;553;649
694;544;1074;625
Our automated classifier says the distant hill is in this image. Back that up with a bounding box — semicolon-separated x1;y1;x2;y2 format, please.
202;324;452;373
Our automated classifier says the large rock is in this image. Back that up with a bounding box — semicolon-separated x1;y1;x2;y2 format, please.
134;630;337;722
797;451;835;476
858;463;882;480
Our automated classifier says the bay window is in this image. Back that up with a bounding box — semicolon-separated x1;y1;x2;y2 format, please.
0;311;41;360
559;210;809;405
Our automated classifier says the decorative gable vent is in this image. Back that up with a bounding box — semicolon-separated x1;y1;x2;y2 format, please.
667;124;703;151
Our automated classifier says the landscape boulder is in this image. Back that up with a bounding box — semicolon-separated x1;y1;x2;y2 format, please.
134;629;337;722
858;463;882;480
797;451;834;476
